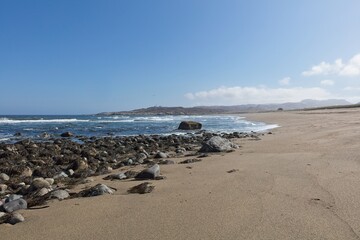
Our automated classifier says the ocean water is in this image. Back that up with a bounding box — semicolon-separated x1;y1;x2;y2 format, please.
0;115;278;142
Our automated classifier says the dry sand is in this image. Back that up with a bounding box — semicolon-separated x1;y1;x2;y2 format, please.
2;108;360;239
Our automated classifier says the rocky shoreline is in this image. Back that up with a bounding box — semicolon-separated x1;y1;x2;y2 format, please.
0;130;266;225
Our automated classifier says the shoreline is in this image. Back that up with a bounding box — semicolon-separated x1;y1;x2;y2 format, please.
2;108;360;239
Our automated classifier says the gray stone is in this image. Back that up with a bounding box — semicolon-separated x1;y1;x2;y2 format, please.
135;164;160;179
78;184;114;197
68;169;75;176
5;194;23;203
8;212;25;225
104;172;127;180
31;178;51;189
158;159;175;165
45;178;55;185
199;136;237;152
3;198;27;213
128;182;154;194
136;153;147;163
178;121;202;130
60;132;73;137
0;173;10;181
36;188;49;197
154;152;167;159
0;212;6;218
50;190;70;200
21;167;33;178
0;184;7;193
53;172;68;179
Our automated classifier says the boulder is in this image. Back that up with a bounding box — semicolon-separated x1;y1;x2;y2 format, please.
135;164;160;180
199;136;237;152
8;212;25;225
3;199;27;213
154;152;167;159
178;121;202;130
60;132;73;137
50;190;70;200
128;182;154;194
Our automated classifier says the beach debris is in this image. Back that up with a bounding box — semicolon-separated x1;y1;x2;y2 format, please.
76;184;114;197
135;164;160;180
227;169;239;173
2;198;28;213
179;159;202;164
128;182;154;194
199;136;237;152
178;121;202;130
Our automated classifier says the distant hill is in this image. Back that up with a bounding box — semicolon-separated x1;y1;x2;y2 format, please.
97;99;352;116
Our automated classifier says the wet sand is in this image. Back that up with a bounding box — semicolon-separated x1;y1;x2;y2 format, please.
2;108;360;239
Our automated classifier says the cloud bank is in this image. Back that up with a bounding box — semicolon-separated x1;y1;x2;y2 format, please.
320;80;335;86
185;86;332;105
302;53;360;76
279;77;291;86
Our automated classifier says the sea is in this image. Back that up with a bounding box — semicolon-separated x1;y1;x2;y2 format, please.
0;115;278;143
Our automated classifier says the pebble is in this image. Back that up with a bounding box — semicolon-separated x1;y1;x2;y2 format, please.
0;173;10;181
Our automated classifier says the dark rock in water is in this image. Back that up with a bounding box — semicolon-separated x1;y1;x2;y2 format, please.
135;164;160;180
2;198;28;213
14;132;22;137
128;182;154;194
179;159;202;164
178;121;202;130
40;132;51;138
61;132;73;137
199;136;237;152
76;184;114;197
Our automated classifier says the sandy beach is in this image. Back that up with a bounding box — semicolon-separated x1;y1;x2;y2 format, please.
2;108;360;239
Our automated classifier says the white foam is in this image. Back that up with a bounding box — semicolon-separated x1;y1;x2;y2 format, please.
0;118;89;124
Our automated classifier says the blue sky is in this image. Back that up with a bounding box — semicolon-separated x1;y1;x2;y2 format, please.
1;0;360;114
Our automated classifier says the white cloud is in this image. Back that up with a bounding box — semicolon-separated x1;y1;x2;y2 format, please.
302;53;360;77
320;80;335;86
344;86;360;91
185;86;332;105
279;77;290;86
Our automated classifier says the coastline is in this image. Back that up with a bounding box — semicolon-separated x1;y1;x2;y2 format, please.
2;108;360;239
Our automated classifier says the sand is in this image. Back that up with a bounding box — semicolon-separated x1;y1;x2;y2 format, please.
2;108;360;239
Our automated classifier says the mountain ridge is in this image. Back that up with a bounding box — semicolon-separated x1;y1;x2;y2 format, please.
97;99;352;116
